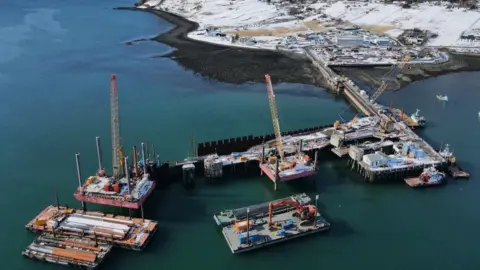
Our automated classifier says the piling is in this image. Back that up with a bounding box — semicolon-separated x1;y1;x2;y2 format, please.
75;153;86;211
95;136;103;171
141;142;147;173
274;158;279;191
124;157;131;195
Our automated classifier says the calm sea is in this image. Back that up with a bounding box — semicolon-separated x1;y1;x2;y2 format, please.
1;0;479;269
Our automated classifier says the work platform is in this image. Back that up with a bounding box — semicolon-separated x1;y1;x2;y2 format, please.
22;233;112;269
213;194;330;254
26;206;158;251
74;176;156;209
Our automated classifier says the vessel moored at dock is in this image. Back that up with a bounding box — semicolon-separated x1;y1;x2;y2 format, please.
213;194;329;254
438;144;470;179
26;205;158;251
22;233;112;269
404;166;446;188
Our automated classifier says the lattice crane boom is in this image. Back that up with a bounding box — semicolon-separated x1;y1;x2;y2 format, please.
265;74;284;161
369;55;411;102
110;74;122;179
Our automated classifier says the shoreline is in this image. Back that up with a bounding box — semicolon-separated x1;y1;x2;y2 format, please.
117;5;480;92
116;6;325;88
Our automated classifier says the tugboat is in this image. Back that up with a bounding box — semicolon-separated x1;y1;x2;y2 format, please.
439;144;470;179
404;166;446;188
436;95;448;102
410;108;426;127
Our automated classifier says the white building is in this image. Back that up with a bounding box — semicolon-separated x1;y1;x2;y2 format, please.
362;152;388;168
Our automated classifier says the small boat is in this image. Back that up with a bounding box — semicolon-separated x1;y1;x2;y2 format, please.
436;95;448;101
404;166;446;188
410;108;425;127
439;144;454;160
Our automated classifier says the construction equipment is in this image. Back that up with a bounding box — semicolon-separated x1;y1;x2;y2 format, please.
265;74;284;162
334;55;411;130
268;200;317;226
110;74;124;179
369;55;411;103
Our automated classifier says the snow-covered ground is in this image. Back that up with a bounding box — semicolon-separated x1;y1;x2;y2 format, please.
317;1;480;47
138;0;480;58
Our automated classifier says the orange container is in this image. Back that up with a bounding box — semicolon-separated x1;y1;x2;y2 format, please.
52;248;96;263
113;184;120;193
103;184;110;191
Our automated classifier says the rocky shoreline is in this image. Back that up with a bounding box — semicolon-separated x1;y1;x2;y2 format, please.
117;5;480;91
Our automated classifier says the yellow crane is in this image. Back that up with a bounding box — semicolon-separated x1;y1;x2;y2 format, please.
265;74;284;162
369;55;411;102
335;55;411;130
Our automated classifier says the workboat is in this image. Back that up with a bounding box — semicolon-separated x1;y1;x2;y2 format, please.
439;144;454;160
436;95;448;101
404;166;446;188
411;108;425;127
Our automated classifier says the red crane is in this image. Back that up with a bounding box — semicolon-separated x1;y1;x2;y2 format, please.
268;199;317;225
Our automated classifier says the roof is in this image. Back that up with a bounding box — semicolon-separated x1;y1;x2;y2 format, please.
364;153;387;162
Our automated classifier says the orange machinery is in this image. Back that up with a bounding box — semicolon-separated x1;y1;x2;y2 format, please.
268;199;317;225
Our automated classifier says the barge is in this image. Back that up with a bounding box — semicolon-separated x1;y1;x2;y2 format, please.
73;142;156;209
404;166;446;188
213;194;330;254
22;233;112;269
26;205;158;251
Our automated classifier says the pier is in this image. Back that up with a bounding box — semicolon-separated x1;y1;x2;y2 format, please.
171;48;452;187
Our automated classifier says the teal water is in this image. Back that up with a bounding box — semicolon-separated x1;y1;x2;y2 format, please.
1;0;480;269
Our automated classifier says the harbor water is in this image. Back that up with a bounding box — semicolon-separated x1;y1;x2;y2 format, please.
1;0;480;269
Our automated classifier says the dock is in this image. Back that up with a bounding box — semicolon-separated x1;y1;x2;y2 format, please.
213;194;329;254
26;205;158;251
22;233;112;269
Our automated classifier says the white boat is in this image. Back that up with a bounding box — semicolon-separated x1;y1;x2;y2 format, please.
411;109;425;126
436;95;448;101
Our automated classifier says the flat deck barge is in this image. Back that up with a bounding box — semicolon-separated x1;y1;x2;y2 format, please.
22;233;112;269
448;163;470;179
404;177;445;188
26;206;158;251
74;175;156;209
213;194;330;254
214;193;312;226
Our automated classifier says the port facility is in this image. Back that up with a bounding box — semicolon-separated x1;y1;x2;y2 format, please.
26;205;158;251
22;233;112;269
213;194;330;254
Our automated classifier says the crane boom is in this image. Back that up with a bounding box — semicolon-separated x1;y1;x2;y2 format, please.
369;55;411;102
265;74;284;161
110;74;122;179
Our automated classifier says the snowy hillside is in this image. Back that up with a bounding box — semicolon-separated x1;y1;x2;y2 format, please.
316;1;480;46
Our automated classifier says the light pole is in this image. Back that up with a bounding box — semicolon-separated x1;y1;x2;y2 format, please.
314;194;319;228
246;208;250;245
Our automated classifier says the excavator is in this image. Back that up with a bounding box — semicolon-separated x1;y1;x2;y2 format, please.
268;199;317;226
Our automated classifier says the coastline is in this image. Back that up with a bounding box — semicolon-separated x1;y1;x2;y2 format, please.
117;5;480;92
116;6;326;88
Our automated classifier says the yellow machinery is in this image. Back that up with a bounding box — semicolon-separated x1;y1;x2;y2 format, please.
265;74;284;162
335;55;411;129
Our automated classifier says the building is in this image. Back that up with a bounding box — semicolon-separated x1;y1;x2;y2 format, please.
335;35;365;47
373;38;393;46
362;152;388;168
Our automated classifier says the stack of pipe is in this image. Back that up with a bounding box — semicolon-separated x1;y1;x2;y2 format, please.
28;244;97;263
58;214;134;240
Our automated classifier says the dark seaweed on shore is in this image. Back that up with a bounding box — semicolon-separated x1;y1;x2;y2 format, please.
117;6;480;90
117;7;323;87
